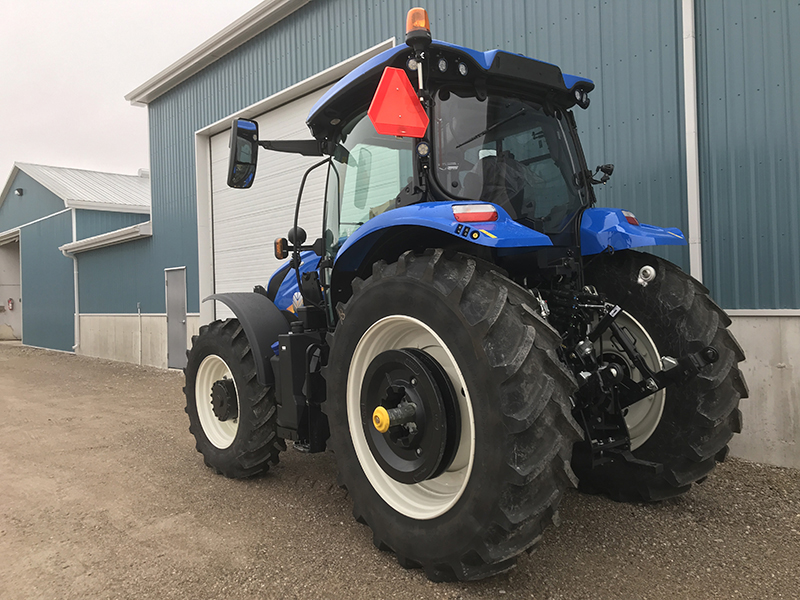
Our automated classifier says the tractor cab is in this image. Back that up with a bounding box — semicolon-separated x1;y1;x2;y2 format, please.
228;12;602;266
305;29;598;252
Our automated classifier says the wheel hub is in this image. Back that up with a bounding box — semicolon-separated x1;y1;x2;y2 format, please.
361;348;460;484
211;378;238;421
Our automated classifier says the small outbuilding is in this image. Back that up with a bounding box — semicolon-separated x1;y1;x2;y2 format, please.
0;163;150;351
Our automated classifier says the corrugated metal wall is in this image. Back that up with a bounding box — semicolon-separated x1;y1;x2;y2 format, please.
20;211;74;351
0;171;65;231
77;238;155;314
696;0;800;309
75;209;149;240
77;0;686;316
75;209;154;314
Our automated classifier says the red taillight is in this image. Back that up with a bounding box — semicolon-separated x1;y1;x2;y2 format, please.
453;204;498;223
622;210;639;226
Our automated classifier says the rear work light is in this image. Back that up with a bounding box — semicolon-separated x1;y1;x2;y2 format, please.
622;210;640;226
453;204;498;223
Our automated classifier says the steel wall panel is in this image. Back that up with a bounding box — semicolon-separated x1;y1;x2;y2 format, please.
75;209;150;240
76;237;156;314
0;172;65;231
19;211;74;351
697;0;800;308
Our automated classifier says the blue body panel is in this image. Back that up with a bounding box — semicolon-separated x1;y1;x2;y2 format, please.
308;45;407;124
270;251;321;311
333;202;552;271
580;208;687;255
273;207;687;302
307;41;594;126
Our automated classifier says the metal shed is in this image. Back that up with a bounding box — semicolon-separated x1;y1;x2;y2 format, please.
0;163;150;351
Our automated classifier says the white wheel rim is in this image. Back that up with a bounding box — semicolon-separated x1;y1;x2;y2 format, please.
597;311;665;450
195;354;239;449
347;315;475;520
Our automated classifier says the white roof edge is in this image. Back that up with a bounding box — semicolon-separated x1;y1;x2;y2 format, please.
0;227;20;246
125;0;311;106
59;221;152;254
67;200;151;214
196;38;397;138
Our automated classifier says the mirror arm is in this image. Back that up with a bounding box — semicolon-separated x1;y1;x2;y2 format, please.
258;139;324;156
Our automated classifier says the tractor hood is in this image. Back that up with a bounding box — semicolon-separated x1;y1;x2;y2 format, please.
306;41;594;142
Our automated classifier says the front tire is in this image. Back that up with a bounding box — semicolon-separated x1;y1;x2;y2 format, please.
325;250;581;581
572;250;747;501
184;319;285;478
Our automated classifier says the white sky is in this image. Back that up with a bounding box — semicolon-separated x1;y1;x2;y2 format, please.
0;0;264;181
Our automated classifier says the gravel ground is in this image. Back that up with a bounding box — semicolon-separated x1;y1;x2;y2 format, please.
1;342;798;599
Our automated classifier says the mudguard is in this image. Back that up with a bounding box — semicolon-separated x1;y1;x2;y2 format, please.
334;201;552;271
204;293;291;386
580;208;687;255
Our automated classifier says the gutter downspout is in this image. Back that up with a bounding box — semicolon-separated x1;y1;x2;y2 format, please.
682;0;703;282
62;209;80;352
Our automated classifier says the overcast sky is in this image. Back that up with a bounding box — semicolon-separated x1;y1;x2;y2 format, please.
0;0;264;181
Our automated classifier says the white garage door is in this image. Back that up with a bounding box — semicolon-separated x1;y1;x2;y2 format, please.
210;86;331;314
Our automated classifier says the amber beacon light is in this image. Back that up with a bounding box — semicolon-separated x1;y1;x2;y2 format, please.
405;7;431;47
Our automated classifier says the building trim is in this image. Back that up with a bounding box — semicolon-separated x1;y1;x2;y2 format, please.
67;200;151;215
3;208;73;237
682;0;703;282
125;0;312;106
0;228;19;246
80;313;168;317
727;309;800;317
58;221;153;254
195;38;396;325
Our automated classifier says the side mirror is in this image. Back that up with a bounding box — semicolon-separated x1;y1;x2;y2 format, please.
227;119;259;188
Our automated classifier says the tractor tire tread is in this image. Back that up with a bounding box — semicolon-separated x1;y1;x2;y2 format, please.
326;250;581;581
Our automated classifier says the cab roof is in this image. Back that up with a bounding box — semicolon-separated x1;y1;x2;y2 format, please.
306;41;594;141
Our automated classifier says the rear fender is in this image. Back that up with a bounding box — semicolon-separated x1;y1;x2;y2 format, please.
334;201;552;271
204;293;291;386
580;208;687;255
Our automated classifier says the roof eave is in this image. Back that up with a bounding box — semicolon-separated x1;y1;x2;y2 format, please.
66;200;151;214
125;0;311;107
59;221;153;255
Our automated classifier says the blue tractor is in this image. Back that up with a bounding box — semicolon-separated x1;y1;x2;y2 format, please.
184;8;747;581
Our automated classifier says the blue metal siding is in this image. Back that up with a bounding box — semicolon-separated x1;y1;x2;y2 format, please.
79;0;687;316
75;209;149;240
696;0;800;309
77;237;158;314
0;171;65;230
19;211;74;351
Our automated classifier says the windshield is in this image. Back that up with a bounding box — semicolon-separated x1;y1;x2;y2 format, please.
325;112;415;255
433;92;585;234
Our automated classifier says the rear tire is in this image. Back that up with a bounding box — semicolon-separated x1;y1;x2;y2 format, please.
325;250;581;581
572;250;747;501
184;319;285;478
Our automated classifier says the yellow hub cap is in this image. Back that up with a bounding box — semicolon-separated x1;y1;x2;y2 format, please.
372;406;390;433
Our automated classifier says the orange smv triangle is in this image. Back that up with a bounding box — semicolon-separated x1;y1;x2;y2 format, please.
368;67;430;138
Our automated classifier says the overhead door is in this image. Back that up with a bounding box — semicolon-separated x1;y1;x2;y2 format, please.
209;86;331;316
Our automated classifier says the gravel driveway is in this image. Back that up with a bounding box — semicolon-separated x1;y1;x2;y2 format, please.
1;342;798;599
